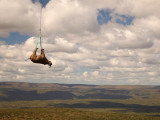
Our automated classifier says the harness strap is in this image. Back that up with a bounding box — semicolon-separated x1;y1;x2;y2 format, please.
36;37;40;49
40;34;42;48
35;36;43;49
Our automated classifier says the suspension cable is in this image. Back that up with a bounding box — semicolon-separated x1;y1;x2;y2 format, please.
39;0;42;49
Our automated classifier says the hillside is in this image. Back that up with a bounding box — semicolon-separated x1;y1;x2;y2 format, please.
0;82;160;118
0;107;160;120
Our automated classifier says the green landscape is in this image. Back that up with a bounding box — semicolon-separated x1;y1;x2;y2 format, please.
0;82;160;120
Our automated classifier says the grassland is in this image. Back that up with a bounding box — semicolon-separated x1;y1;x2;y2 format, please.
0;107;160;120
0;82;160;120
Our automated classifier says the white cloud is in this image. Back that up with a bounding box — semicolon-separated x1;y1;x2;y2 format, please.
43;0;100;36
83;72;88;78
0;0;160;85
147;72;158;77
92;71;99;76
0;0;40;37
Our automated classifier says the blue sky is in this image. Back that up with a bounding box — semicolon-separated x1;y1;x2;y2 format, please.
97;9;134;25
0;32;30;44
32;0;50;7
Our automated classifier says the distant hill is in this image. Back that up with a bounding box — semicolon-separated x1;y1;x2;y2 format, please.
0;82;159;101
0;82;160;114
0;82;134;101
0;81;157;89
0;82;97;89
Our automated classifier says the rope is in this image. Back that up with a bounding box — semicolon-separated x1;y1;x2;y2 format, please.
35;0;43;49
39;0;42;49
